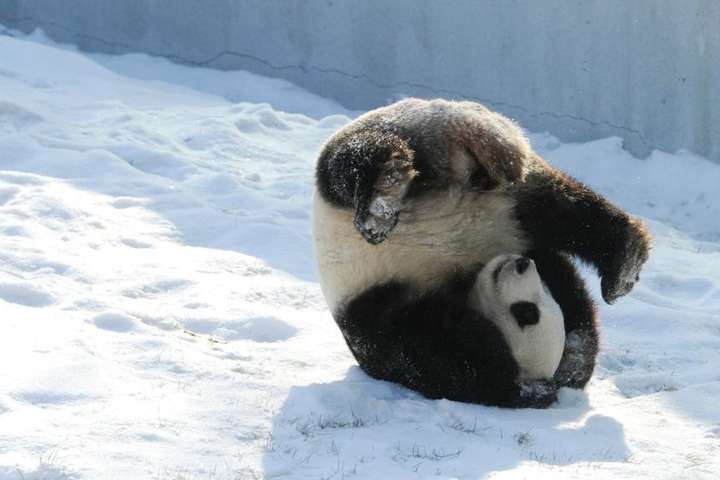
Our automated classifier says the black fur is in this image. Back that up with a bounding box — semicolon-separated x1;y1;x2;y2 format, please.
510;302;540;328
316;99;524;220
316;130;398;209
316;130;415;244
337;275;558;408
513;165;651;304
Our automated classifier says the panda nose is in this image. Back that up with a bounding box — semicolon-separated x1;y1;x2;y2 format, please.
515;257;531;275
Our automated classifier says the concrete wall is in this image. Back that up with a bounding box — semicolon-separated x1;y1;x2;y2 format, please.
1;0;718;162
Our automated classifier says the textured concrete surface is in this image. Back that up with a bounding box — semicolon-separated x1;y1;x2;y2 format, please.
1;0;718;161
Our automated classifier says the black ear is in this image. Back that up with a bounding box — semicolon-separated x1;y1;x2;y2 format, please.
510;302;540;328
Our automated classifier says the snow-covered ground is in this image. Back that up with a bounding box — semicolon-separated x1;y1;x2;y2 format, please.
1;29;719;480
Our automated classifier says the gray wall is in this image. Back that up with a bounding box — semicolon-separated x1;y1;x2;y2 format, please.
1;0;718;162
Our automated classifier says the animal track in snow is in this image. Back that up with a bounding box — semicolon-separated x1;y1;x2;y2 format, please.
92;312;138;332
0;282;56;307
13;389;93;407
613;372;680;398
646;274;714;302
0;253;70;275
121;278;193;299
181;315;298;343
110;197;150;209
0;225;27;236
120;237;153;248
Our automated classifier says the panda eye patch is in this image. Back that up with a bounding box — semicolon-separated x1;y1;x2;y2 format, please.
510;301;540;328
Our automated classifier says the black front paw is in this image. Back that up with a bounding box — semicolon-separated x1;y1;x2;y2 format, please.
515;379;558;408
353;149;417;245
554;329;598;389
601;218;651;304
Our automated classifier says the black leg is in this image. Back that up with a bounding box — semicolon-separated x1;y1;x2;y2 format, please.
513;163;652;304
336;279;558;408
529;250;599;389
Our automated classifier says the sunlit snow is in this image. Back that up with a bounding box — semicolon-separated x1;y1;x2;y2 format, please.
0;29;718;480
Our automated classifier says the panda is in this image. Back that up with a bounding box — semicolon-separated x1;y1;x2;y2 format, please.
313;97;651;408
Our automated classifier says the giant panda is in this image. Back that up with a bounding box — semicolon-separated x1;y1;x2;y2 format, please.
313;98;651;408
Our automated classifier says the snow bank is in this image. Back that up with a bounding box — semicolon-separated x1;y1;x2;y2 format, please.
0;30;718;479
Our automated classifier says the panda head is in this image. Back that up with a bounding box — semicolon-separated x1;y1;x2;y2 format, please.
471;254;566;380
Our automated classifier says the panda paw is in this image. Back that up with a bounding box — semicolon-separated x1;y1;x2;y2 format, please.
355;152;418;245
600;218;651;304
554;329;597;389
516;379;558;408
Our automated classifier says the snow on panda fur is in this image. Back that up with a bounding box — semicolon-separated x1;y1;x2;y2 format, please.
313;98;651;407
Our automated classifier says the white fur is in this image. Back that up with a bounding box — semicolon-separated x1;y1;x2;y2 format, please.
470;255;565;380
313;188;530;311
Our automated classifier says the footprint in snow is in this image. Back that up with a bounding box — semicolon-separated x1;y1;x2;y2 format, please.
92;312;138;332
0;282;56;307
121;278;193;299
216;316;298;343
182;315;298;343
14;389;92;406
110;197;149;209
234;117;263;133
120;237;153;248
0;225;27;236
613;372;679;398
646;274;714;301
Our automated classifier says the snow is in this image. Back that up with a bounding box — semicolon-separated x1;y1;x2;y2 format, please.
1;28;719;480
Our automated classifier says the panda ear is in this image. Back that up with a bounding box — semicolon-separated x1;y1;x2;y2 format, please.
510;302;540;328
354;151;417;245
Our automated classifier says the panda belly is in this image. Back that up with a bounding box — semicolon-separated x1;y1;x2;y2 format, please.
313;188;530;312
